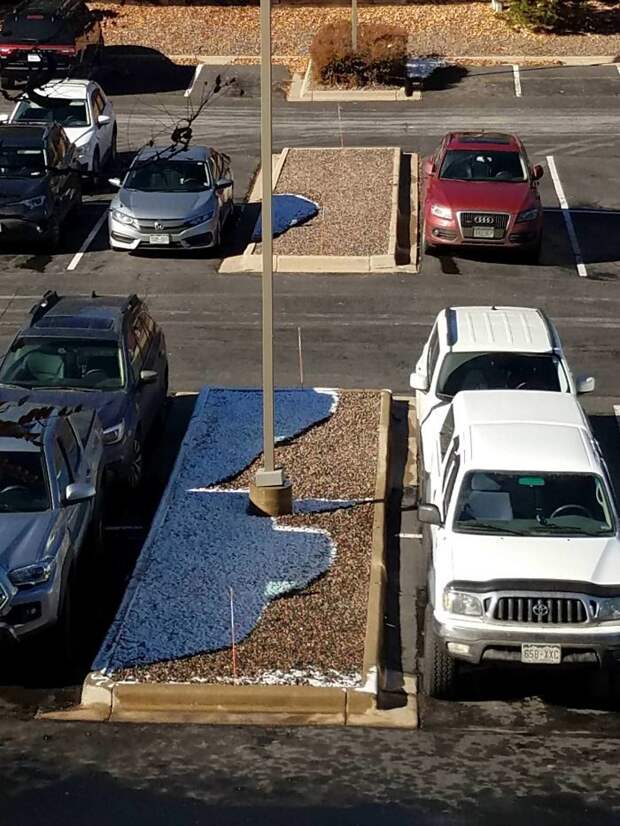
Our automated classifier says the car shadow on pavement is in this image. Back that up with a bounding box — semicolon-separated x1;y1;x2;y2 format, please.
94;46;196;96
0;394;195;701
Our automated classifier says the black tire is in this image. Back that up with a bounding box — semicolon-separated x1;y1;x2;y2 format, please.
422;603;458;699
91;149;101;191
43;568;77;674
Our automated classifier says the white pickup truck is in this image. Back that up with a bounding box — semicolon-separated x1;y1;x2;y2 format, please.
417;389;620;698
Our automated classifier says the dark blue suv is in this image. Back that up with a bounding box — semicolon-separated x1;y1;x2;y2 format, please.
0;291;168;487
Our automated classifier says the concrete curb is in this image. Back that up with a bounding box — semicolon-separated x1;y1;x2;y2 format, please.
52;390;416;727
410;154;419;271
220;147;412;275
287;59;421;103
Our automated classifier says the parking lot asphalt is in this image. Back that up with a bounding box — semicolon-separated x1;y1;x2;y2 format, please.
1;58;620;822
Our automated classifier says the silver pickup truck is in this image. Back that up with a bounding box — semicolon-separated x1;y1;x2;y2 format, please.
0;400;104;654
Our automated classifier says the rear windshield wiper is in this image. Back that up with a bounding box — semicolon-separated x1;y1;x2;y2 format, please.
456;521;526;536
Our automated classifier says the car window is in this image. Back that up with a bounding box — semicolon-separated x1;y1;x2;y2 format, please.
439;150;526;182
59;419;80;474
0;450;49;513
427;326;440;381
0;338;124;390
125;160;210;193
442;446;460;516
0;145;46;178
91;90;105;118
437;352;562;397
54;438;74;492
13;98;90;128
439;407;454;460
453;471;615;537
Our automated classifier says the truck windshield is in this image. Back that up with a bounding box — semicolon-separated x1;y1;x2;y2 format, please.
0;451;49;512
453;471;615;537
437;352;564;397
0;338;124;390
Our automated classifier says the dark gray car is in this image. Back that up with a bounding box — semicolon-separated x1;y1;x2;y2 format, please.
108;144;234;251
0;400;103;648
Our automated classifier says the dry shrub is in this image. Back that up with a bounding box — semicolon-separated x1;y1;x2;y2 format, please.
310;21;407;88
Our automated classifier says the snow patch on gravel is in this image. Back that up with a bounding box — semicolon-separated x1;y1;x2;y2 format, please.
93;388;347;674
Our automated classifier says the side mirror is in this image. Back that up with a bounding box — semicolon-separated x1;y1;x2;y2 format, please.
418;503;442;526
576;374;595;394
97;114;111;126
63;482;96;506
422;158;435;177
108;177;122;188
139;369;158;385
0;113;8;123
532;164;544;181
215;178;233;191
410;371;429;392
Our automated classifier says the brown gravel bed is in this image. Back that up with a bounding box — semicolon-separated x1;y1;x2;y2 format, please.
91;3;620;59
256;148;394;257
116;390;381;684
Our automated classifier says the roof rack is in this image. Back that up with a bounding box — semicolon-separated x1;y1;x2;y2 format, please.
29;289;61;325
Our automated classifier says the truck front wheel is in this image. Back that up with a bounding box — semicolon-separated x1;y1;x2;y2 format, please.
422;603;458;699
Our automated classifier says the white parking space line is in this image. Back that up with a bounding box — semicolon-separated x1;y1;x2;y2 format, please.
66;210;108;272
512;64;522;97
185;63;204;98
545;155;588;279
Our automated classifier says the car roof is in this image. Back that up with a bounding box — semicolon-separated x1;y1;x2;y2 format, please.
23;293;140;340
0;399;60;452
453;390;597;475
134;144;213;164
446;132;521;152
25;78;94;100
438;306;557;354
0;124;49;144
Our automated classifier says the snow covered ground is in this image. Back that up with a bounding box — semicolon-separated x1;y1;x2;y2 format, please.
94;388;354;675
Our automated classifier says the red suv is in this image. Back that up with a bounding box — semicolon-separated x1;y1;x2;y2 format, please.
422;132;544;262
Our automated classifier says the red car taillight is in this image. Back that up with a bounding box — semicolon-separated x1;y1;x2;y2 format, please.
59;47;76;56
0;47;14;55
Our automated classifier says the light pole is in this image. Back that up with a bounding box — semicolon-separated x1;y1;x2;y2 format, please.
351;0;358;51
249;0;293;516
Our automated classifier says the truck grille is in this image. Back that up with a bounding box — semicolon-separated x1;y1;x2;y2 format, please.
489;596;588;624
459;212;510;240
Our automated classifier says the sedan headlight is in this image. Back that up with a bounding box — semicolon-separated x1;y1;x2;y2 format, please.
9;557;56;587
443;589;483;617
431;204;453;220
188;208;215;227
111;209;138;228
597;597;620;624
516;206;540;223
103;421;126;446
19;195;46;209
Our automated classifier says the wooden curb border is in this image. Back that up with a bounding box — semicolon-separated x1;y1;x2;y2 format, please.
219;147;417;275
48;388;415;726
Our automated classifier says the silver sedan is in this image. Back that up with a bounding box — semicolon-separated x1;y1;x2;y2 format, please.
108;144;234;252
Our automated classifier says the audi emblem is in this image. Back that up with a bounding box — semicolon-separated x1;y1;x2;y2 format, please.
532;601;549;618
473;215;494;225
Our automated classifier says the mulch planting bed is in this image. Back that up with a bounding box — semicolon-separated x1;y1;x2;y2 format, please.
116;390;380;686
256;147;395;257
92;3;620;59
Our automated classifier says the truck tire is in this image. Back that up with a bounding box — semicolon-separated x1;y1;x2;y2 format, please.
422;603;457;698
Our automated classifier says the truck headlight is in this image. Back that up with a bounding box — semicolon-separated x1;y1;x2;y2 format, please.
597;598;620;623
103;421;126;446
9;557;56;587
443;589;483;617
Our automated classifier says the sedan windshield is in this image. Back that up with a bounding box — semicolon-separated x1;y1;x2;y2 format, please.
13;98;89;128
453;471;615;536
440;150;527;182
0;339;124;390
437;353;565;397
0;451;49;512
0;146;45;178
124;160;210;193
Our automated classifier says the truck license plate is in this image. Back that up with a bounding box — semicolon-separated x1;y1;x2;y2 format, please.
521;644;561;665
27;53;42;63
473;227;495;239
149;234;170;245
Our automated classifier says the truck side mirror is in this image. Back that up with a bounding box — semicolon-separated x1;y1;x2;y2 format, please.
410;371;429;392
418;503;442;526
576;375;595;394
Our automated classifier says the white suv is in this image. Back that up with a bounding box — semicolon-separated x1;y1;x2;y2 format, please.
411;306;594;471
418;389;620;698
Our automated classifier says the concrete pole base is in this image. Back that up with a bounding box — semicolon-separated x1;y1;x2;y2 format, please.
249;480;293;516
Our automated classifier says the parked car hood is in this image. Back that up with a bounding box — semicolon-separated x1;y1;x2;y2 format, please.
430;179;534;214
441;534;620;588
0;178;47;205
0;511;60;572
116;188;215;219
0;386;126;430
